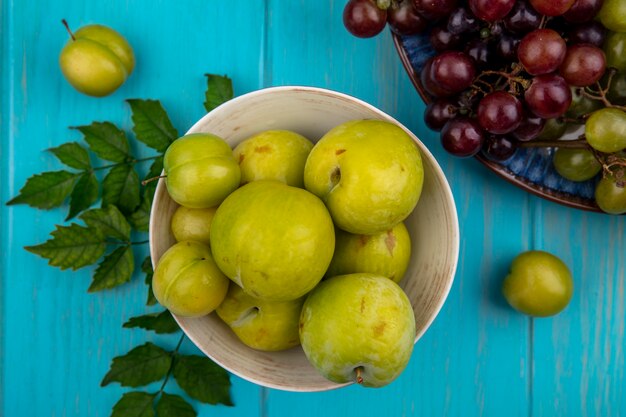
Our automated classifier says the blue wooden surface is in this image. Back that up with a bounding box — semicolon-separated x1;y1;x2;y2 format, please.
1;1;624;416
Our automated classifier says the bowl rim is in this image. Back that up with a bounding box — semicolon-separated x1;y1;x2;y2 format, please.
149;85;460;390
391;33;605;214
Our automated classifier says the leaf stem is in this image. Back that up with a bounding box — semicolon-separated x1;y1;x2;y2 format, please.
91;156;160;172
158;334;185;393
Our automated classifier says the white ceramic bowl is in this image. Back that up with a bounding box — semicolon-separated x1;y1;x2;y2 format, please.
149;86;459;392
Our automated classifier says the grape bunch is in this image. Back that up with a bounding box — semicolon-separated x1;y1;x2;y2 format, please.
343;0;626;214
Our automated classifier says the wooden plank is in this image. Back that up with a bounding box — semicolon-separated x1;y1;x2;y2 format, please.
264;1;531;415
532;201;625;417
0;1;264;416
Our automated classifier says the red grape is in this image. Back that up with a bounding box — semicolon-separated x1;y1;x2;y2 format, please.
343;0;387;38
441;117;485;157
469;0;516;21
388;0;428;35
430;25;461;52
503;0;542;34
525;74;572;118
496;33;522;60
477;91;523;134
413;0;457;19
518;29;567;75
483;135;518;161
448;7;479;35
465;39;491;68
529;0;576;16
513;114;546;141
424;99;458;131
568;22;607;47
421;51;476;97
563;0;604;22
559;44;606;87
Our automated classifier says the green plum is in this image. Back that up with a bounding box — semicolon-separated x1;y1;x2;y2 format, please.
299;273;416;387
152;241;229;317
233;130;314;187
595;174;626;214
216;284;304;351
59;21;134;97
502;251;573;317
304;120;423;235
326;222;411;283
553;148;601;182
171;205;218;245
585;108;626;153
164;133;241;208
210;180;335;301
598;0;626;33
604;32;626;72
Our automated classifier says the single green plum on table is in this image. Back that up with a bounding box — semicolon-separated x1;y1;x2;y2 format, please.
171;205;217;245
217;284;304;352
502;250;573;318
59;22;134;97
210;180;335;301
152;241;230;317
164;133;241;208
326;222;411;283
233;130;314;187
300;273;416;388
304;120;423;235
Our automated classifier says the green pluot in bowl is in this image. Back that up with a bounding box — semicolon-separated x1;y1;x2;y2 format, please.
170;205;217;245
304;120;423;235
164;133;241;208
299;273;416;387
233;130;314;187
210;180;335;301
217;284;304;351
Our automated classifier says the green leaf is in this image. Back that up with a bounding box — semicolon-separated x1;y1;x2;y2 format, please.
80;205;131;241
156;393;196;417
173;355;233;406
49;142;91;170
89;245;134;292
127;191;152;233
123;310;179;334
25;224;106;270
111;391;156;417
7;171;78;209
127;99;178;152
142;256;157;306
103;164;141;214
204;74;233;112
66;172;98;220
101;342;172;388
74;122;130;162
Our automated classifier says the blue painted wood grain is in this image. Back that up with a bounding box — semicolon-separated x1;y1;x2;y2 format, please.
1;1;625;417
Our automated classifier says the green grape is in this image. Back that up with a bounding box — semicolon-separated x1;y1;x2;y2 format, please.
597;0;626;33
537;118;567;141
606;71;626;106
553;148;602;182
595;174;626;214
566;88;602;119
585;108;626;153
604;32;626;72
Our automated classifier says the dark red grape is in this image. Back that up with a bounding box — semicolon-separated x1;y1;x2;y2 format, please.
482;135;518;161
512;114;546;141
503;0;542;34
496;33;522;60
447;7;480;35
388;0;428;35
430;25;461;52
525;74;572;118
343;0;387;38
477;91;523;134
518;29;567;75
465;39;491;68
568;21;606;47
559;44;606;87
441;117;485;157
421;51;476;97
469;0;516;21
563;0;604;23
424;99;458;131
529;0;576;16
413;0;458;19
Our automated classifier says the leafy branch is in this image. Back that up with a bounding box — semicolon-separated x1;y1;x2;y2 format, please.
5;74;236;416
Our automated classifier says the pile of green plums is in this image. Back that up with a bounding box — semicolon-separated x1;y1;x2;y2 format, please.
152;120;425;387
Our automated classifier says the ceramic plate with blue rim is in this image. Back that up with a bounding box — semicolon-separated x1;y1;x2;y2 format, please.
392;32;602;213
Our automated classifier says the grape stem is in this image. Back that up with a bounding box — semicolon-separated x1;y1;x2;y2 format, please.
518;139;590;149
581;77;626;112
